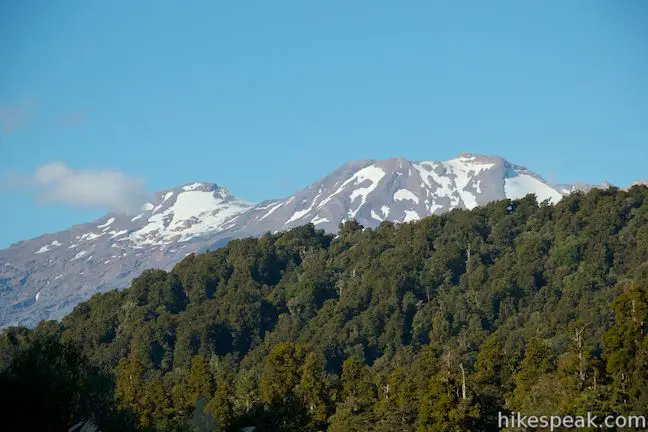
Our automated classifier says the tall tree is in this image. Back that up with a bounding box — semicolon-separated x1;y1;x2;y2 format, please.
603;280;648;412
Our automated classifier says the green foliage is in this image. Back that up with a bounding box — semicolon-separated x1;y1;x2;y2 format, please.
603;276;648;412
259;342;309;405
0;334;131;431
2;186;648;431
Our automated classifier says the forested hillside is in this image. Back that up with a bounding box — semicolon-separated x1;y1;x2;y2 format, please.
2;186;648;431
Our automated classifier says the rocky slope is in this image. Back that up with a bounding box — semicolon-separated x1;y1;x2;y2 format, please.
0;153;603;328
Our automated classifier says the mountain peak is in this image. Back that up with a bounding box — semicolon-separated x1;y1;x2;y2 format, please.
457;151;476;159
177;182;221;193
0;153;610;329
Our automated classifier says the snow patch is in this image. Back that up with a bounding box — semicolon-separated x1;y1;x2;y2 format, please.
182;183;203;191
381;205;390;217
97;218;115;229
73;250;88;260
310;215;329;225
131;214;143;222
81;232;104;241
413;162;454;199
35;291;40;301
504;173;564;204
163;191;174;202
318;165;386;212
371;210;383;221
255;202;277;210
393;189;420;204
142;203;154;211
131;190;253;246
347;166;386;205
442;158;495;210
286;208;312;224
35;245;50;254
259;202;285;221
285;188;324;225
109;230;128;239
429;202;443;214
403;210;420;223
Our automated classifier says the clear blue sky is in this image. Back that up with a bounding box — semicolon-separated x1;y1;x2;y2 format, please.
1;0;646;248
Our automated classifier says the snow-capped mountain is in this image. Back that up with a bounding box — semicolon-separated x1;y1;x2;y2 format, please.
233;154;566;235
0;153;607;328
0;183;251;328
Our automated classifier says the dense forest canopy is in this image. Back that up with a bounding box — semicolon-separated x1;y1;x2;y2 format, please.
2;186;648;431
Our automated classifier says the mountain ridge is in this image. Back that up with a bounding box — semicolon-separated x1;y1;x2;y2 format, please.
0;153;624;328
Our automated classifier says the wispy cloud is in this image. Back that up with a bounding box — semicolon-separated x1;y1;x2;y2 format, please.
4;162;151;214
0;101;38;134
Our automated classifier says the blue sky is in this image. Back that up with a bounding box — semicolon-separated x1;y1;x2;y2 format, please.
1;0;646;248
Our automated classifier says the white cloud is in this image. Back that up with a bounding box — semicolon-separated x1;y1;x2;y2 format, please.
5;162;151;214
